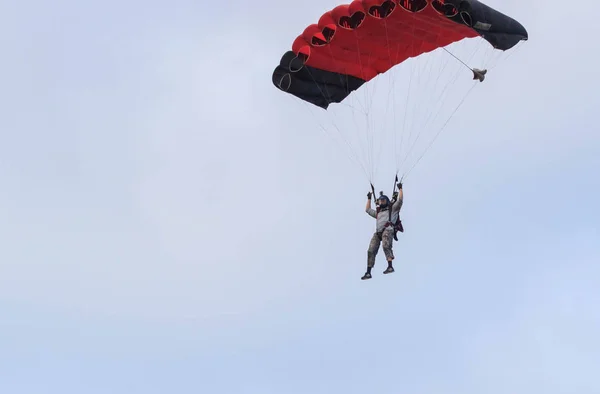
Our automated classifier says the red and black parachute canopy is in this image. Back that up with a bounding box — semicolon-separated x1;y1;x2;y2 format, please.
272;0;528;109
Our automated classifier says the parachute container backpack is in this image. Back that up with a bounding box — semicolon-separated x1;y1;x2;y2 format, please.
272;0;528;185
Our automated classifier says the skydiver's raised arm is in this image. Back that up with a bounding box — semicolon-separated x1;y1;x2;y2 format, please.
392;183;403;211
366;192;377;218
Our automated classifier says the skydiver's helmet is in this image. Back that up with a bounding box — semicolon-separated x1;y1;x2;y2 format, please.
377;194;390;209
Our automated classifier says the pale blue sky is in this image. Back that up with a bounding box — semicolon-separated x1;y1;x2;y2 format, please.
1;0;599;393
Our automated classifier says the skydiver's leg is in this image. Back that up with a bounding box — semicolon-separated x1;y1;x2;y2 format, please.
362;233;381;280
367;232;381;267
382;228;395;274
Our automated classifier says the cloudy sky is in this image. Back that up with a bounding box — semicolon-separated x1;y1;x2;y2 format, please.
1;0;599;393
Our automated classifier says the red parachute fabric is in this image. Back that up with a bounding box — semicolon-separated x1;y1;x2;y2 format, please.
291;0;479;82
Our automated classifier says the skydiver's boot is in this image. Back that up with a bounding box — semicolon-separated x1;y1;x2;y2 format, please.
472;68;487;82
361;266;372;280
383;261;394;274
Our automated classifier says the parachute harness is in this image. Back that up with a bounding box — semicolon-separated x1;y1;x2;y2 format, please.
370;174;404;238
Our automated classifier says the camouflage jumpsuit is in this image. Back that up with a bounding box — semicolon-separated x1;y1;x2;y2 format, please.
366;197;403;268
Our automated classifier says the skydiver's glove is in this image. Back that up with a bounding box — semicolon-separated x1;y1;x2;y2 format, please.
367;192;372;199
397;182;403;189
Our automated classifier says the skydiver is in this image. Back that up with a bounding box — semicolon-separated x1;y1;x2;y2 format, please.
361;182;403;280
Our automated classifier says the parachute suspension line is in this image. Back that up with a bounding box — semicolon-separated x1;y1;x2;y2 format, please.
442;46;472;71
356;38;382;183
391;71;399;179
300;102;370;183
398;71;468;174
371;54;393;181
307;43;376;185
323;44;370;169
344;49;374;182
403;39;484;164
329;47;371;179
397;38;499;177
350;32;374;181
298;68;372;184
376;18;399;185
380;17;401;175
391;69;399;174
400;47;467;169
402;82;478;180
401;46;442;174
397;46;415;174
349;49;373;181
404;56;422;164
401;38;426;173
330;122;372;183
364;50;383;116
394;46;442;175
486;40;525;72
410;48;453;143
382;67;396;172
366;50;383;182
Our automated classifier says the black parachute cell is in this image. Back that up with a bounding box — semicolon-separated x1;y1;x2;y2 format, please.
446;0;528;50
272;51;366;110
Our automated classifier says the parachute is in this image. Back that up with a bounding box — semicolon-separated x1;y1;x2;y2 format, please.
272;0;528;185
